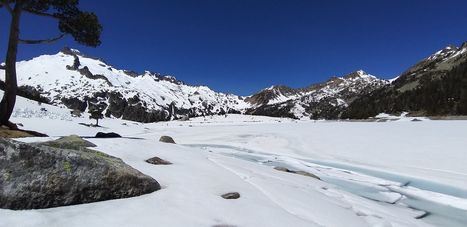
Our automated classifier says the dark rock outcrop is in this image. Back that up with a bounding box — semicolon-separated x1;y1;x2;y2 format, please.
159;136;176;144
122;103;170;123
61;97;87;112
123;70;139;78
106;92;127;118
0;137;160;210
0;81;50;104
77;66;112;86
66;55;81;70
62;49;112;86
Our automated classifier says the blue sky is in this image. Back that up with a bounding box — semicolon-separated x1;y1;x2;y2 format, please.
1;0;467;95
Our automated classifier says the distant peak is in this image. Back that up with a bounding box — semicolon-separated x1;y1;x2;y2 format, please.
444;44;457;50
265;85;281;91
264;85;276;91
60;47;81;56
428;44;460;61
263;85;293;92
356;69;366;75
343;70;372;79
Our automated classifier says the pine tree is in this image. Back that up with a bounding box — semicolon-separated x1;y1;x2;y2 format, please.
0;0;102;128
89;109;104;126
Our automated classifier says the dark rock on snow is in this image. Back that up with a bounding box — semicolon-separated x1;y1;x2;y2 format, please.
95;132;122;138
0;137;160;210
146;156;172;165
159;135;176;144
221;192;240;199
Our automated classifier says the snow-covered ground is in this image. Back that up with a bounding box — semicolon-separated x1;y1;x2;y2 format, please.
1;95;467;227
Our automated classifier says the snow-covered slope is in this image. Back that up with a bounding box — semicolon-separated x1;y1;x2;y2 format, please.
0;48;249;122
2;92;467;226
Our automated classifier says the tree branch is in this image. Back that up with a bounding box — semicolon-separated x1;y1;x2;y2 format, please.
24;9;80;36
24;9;61;19
19;33;65;45
1;0;13;15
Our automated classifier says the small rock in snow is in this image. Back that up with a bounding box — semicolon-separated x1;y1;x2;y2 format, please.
221;192;240;199
146;156;172;165
159;136;176;144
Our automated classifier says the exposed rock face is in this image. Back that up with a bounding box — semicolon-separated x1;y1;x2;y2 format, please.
159;136;176;144
0;137;160;210
61;97;87;112
121;103;170;123
106;91;127;118
0;81;50;104
95;132;122;138
146;156;172;165
221;192;240;199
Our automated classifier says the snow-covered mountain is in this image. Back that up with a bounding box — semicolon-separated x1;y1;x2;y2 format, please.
0;47;388;122
3;42;464;122
246;70;388;119
1;48;249;122
244;85;303;106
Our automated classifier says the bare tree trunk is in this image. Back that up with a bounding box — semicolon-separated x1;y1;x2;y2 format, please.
0;2;22;127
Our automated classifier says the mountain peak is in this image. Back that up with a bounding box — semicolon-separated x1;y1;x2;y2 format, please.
263;85;292;91
60;47;81;56
461;41;467;50
427;45;460;61
343;70;374;80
